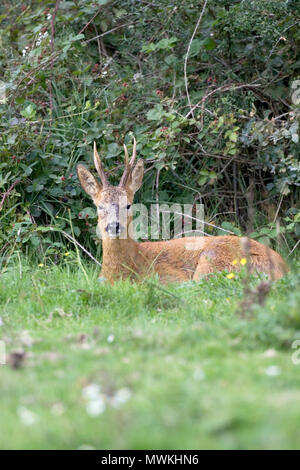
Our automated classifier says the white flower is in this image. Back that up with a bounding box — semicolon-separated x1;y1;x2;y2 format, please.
18;406;38;426
22;46;29;57
47;13;52;20
107;334;114;344
82;383;101;400
265;365;281;377
86;397;105;417
82;383;106;416
36;31;49;46
133;73;143;82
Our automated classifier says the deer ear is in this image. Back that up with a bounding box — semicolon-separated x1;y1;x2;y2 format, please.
77;164;101;199
128;159;144;193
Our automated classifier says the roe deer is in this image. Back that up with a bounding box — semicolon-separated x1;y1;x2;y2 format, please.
77;138;288;284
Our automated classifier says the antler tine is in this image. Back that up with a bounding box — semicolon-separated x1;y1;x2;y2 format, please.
130;136;136;166
94;141;108;187
119;136;137;187
123;144;129;165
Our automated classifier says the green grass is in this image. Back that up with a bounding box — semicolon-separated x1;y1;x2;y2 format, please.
0;257;300;450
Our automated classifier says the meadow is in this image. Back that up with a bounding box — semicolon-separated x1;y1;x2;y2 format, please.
0;256;299;450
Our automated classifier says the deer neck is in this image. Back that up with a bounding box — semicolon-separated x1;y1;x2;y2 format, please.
101;236;144;281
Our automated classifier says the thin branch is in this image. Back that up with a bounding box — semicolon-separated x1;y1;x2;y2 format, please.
273;192;284;223
267;20;300;60
0;180;20;212
49;0;61;114
60;230;102;267
184;0;208;119
288;239;300;258
10;53;59;98
185;82;262;119
79;6;102;34
84;23;134;44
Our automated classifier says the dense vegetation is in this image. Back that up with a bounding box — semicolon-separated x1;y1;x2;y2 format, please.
0;0;299;264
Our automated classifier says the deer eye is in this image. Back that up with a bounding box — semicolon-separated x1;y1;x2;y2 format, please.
126;204;131;210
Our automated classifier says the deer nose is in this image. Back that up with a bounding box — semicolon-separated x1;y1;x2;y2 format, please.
106;222;121;234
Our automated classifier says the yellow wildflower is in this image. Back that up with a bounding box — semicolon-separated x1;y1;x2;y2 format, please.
38;263;44;267
232;259;238;265
64;252;70;256
226;273;235;279
240;257;247;265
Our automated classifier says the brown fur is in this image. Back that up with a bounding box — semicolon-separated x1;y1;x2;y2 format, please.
100;235;288;283
77;142;289;284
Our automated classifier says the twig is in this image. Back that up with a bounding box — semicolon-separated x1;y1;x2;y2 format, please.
79;6;102;34
185;82;262;119
273;192;284;223
233;161;239;221
84;23;134;44
184;0;208;119
267;21;300;60
93;23;103;63
287;239;300;258
49;0;61;113
60;230;102;267
10;53;59;98
0;180;20;212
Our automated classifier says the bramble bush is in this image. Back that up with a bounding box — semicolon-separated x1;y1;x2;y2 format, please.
0;0;299;263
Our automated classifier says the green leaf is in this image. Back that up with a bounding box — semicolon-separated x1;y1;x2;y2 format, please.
106;143;121;158
229;132;238;142
30;236;40;246
146;105;164;121
20;104;36;119
204;37;217;50
189;39;203;57
156;37;178;51
141;43;156;53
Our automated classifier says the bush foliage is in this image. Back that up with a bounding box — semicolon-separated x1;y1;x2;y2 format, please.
0;0;299;261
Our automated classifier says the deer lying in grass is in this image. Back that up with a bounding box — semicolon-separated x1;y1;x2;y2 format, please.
77;138;288;284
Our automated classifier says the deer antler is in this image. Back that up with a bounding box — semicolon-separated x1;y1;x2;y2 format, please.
94;141;108;187
119;137;137;188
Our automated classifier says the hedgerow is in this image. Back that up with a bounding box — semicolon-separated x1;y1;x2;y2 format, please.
0;0;299;261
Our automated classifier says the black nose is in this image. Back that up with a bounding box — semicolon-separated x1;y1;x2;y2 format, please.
106;222;120;234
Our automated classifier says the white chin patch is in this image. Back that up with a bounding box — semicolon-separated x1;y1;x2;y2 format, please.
107;230;121;238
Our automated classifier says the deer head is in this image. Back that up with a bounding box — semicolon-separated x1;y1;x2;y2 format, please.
77;137;144;239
